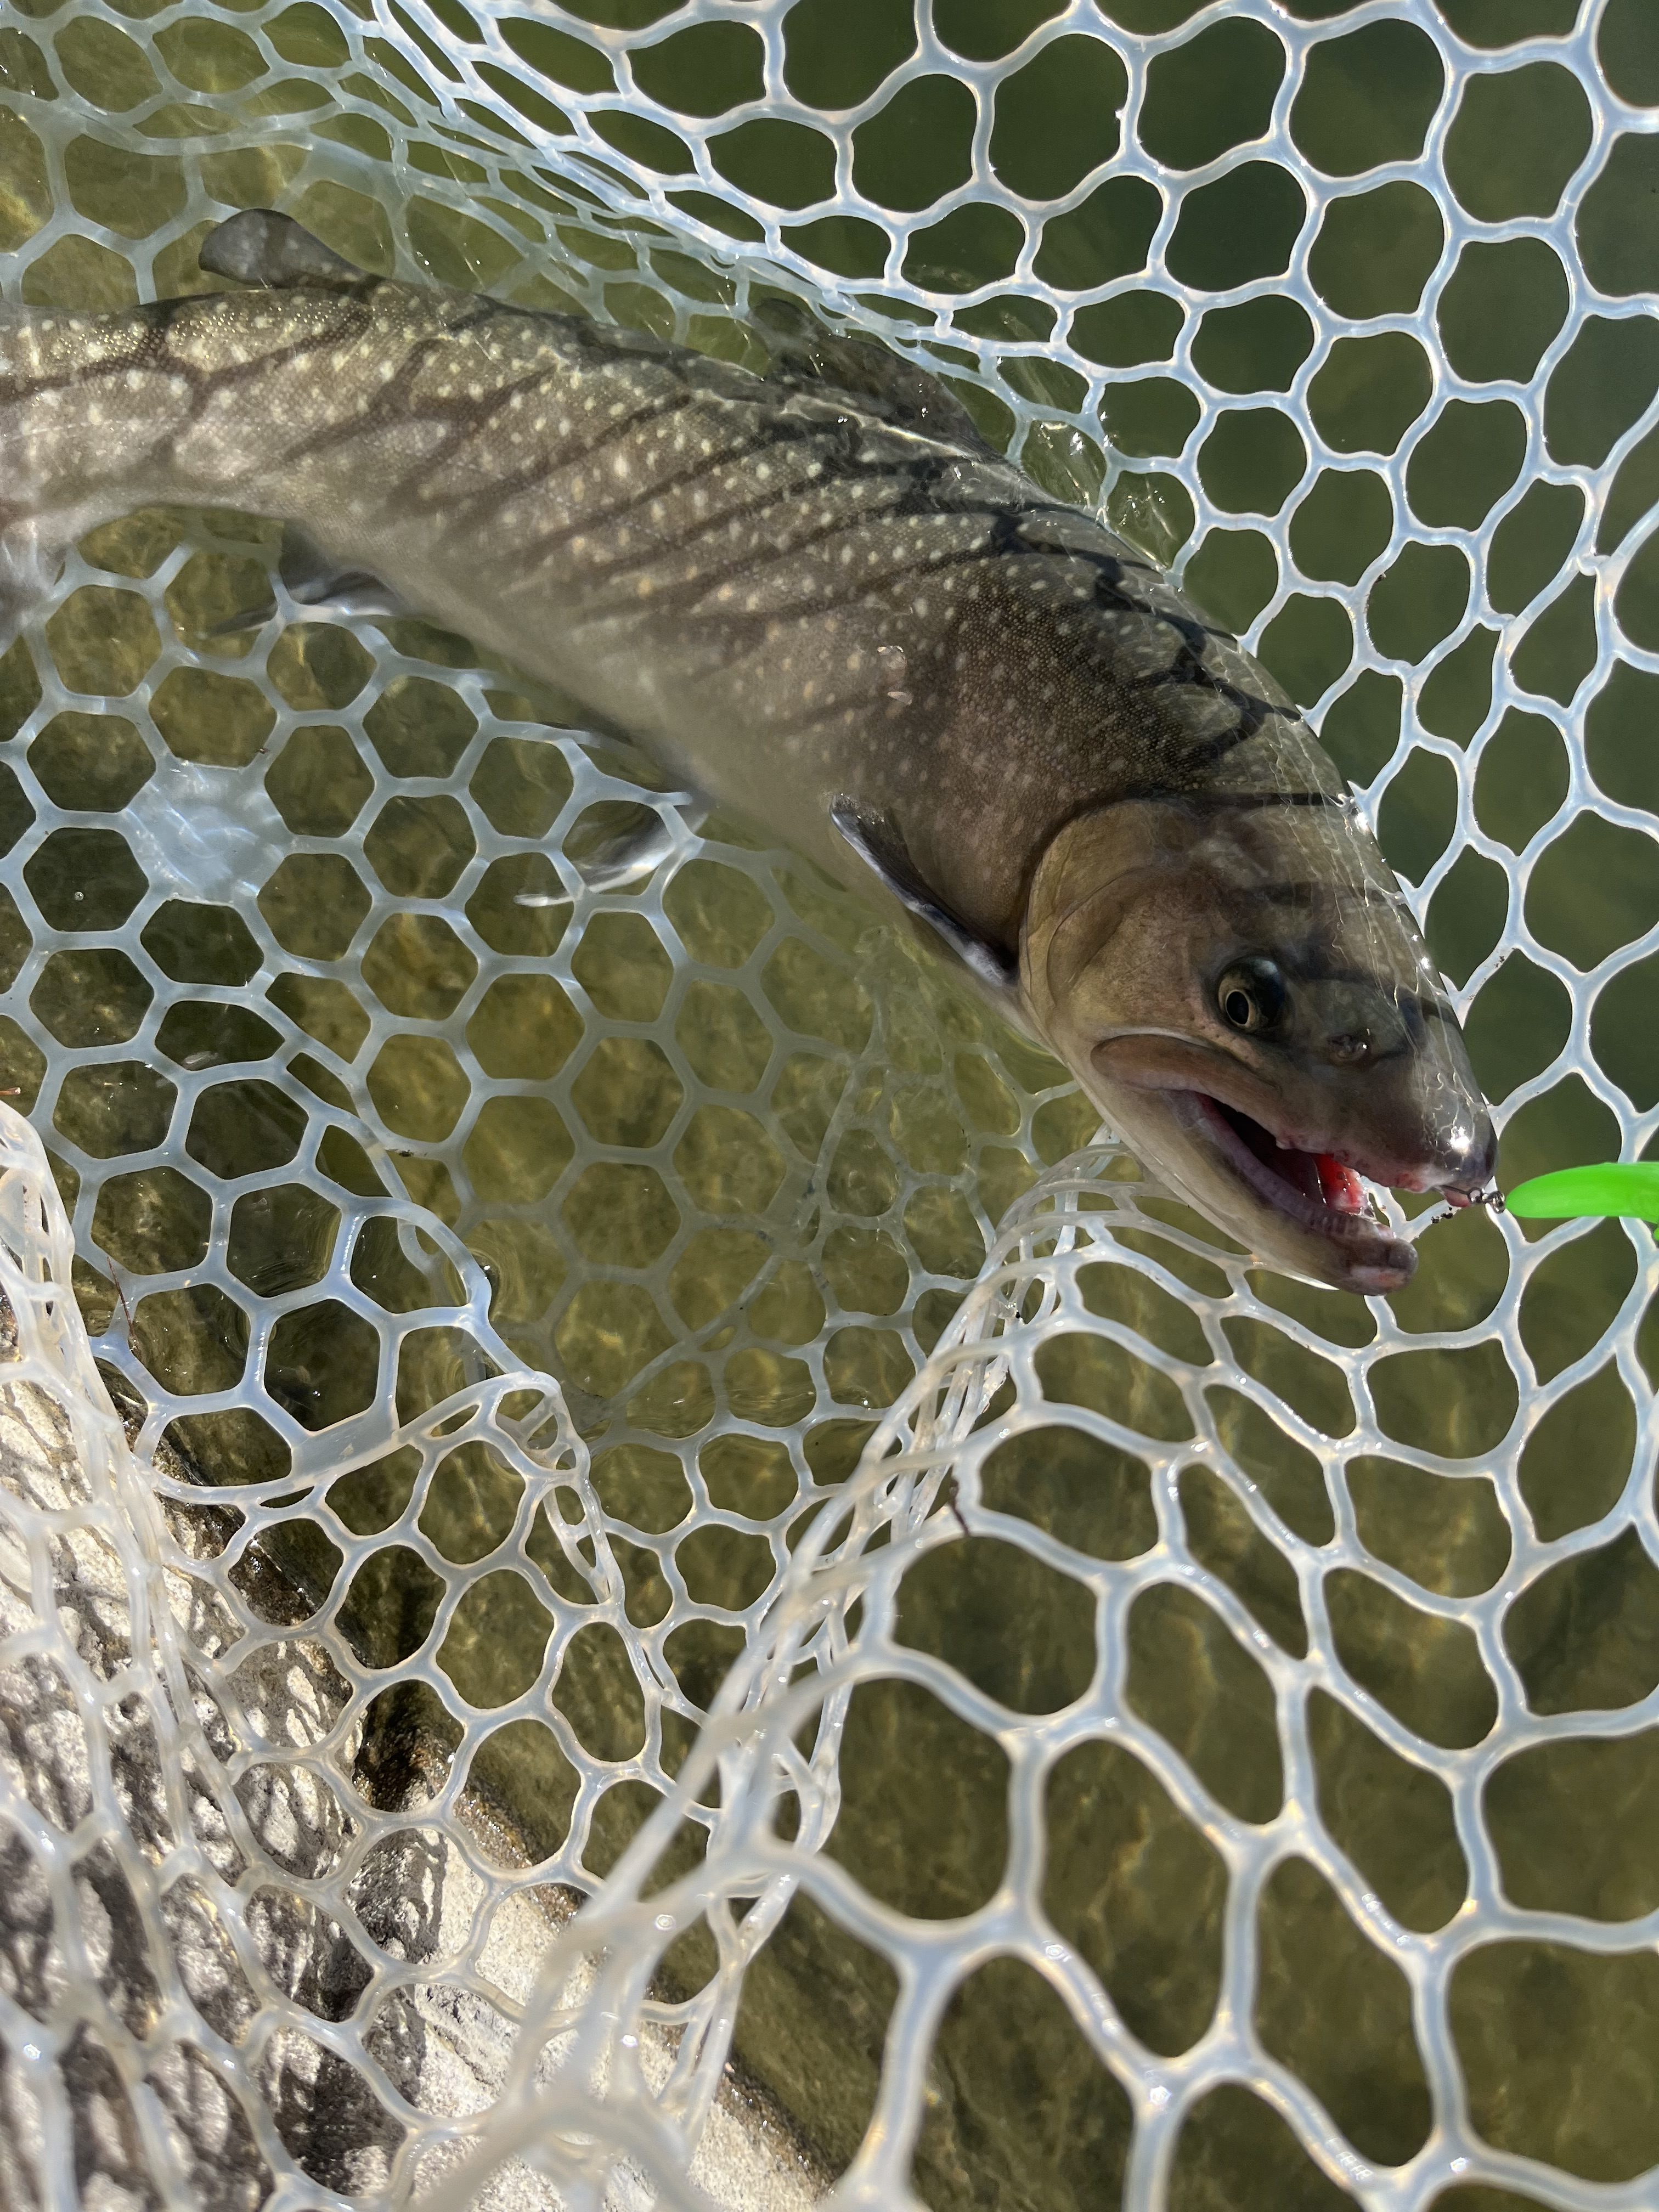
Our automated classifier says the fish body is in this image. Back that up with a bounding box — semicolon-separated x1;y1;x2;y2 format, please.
0;211;1496;1290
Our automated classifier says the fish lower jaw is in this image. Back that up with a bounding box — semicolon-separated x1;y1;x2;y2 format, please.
1184;1092;1409;1267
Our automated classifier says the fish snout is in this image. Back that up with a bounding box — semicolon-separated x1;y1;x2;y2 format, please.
1397;1096;1498;1201
1433;1109;1499;1203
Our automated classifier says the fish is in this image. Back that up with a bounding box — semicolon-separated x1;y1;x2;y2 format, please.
0;208;1496;1294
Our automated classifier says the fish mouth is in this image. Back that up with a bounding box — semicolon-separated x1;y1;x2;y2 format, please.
1190;1093;1383;1225
1085;1035;1424;1291
1163;1089;1416;1291
1159;1092;1424;1291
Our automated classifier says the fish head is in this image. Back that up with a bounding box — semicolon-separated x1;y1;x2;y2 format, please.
1020;794;1497;1294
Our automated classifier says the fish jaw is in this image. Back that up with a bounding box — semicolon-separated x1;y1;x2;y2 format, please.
1107;1076;1418;1291
1073;1057;1415;1289
1079;1031;1498;1292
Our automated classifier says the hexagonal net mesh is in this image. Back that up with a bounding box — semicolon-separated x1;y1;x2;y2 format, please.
0;0;1656;2206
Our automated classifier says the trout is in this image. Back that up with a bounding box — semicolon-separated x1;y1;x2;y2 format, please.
0;210;1496;1293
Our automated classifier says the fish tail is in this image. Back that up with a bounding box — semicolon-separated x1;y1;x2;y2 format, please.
0;299;81;648
0;215;378;661
0;290;177;650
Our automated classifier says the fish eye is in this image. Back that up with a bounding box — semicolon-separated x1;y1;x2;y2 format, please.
1217;957;1286;1034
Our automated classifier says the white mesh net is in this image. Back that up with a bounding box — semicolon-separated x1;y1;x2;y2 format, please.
1;0;1656;2205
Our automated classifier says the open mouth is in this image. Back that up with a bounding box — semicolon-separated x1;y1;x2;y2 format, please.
1190;1093;1381;1240
1086;1040;1442;1288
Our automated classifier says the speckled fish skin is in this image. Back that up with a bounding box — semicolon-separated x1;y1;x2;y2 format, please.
0;210;1496;1291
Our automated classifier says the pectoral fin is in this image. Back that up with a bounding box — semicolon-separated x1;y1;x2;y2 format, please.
280;529;410;621
831;798;1022;1007
208;527;411;637
566;796;706;890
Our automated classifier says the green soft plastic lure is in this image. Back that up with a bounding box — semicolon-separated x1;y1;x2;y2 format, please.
1505;1163;1659;1223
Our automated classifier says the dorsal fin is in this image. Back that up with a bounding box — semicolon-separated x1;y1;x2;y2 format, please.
755;295;989;451
199;210;369;293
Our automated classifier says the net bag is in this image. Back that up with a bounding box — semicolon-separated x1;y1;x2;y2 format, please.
0;2;1656;2207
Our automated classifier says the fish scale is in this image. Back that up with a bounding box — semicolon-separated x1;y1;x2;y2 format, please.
0;207;1494;1291
4;244;1284;891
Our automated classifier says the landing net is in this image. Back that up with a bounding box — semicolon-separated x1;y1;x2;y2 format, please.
0;2;1655;2208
